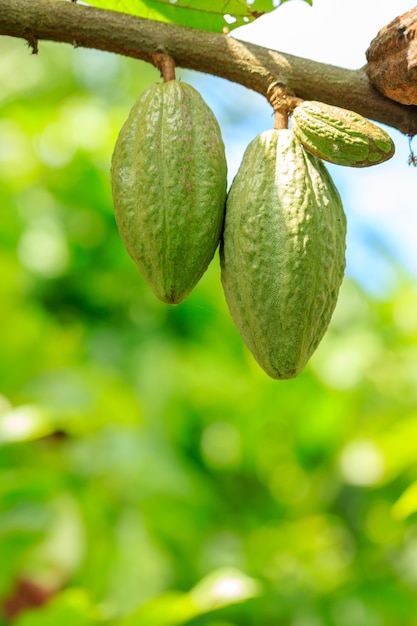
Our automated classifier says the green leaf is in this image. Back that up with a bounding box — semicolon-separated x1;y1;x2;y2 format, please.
81;0;312;34
118;592;198;626
189;567;262;612
118;568;261;625
0;404;55;445
392;480;417;521
14;589;104;626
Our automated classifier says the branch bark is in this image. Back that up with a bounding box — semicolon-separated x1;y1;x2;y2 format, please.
1;0;417;135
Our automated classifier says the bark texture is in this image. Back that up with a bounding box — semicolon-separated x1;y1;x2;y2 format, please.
0;0;417;135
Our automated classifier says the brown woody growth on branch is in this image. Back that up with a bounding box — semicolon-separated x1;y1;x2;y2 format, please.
366;6;417;106
0;0;417;135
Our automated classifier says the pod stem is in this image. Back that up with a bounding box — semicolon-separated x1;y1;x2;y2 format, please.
408;135;417;166
267;81;303;130
152;50;176;82
274;110;288;130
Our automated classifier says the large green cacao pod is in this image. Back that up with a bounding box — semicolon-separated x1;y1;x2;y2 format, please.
291;100;395;167
220;129;346;380
111;80;227;304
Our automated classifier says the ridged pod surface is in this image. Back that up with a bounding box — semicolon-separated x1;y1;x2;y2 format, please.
292;100;395;167
111;80;227;304
220;129;346;380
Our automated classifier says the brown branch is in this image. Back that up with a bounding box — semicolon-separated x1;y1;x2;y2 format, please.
1;0;417;135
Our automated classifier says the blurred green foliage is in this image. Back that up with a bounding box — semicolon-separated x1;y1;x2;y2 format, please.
1;34;417;626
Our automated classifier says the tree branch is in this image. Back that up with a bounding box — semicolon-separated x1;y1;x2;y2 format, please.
1;0;417;136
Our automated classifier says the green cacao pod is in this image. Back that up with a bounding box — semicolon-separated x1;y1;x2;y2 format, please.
220;129;346;380
291;100;395;167
111;80;227;304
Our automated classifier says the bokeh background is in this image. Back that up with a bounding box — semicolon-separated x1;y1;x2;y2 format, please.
1;1;417;625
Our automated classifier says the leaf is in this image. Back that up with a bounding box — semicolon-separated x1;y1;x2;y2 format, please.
0;404;55;445
14;589;104;626
189;567;262;612
118;568;262;625
117;592;198;626
81;0;312;34
392;480;417;520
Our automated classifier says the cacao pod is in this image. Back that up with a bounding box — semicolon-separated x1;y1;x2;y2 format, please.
220;129;346;380
291;100;395;167
366;7;417;105
111;80;227;304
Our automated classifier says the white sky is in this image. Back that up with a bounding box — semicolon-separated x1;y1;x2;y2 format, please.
231;0;417;290
237;0;415;68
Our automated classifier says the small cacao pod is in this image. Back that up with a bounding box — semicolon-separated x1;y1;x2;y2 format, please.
366;7;417;105
291;100;395;167
111;80;227;304
220;129;346;380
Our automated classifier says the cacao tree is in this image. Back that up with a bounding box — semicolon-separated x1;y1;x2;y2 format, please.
1;2;417;626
